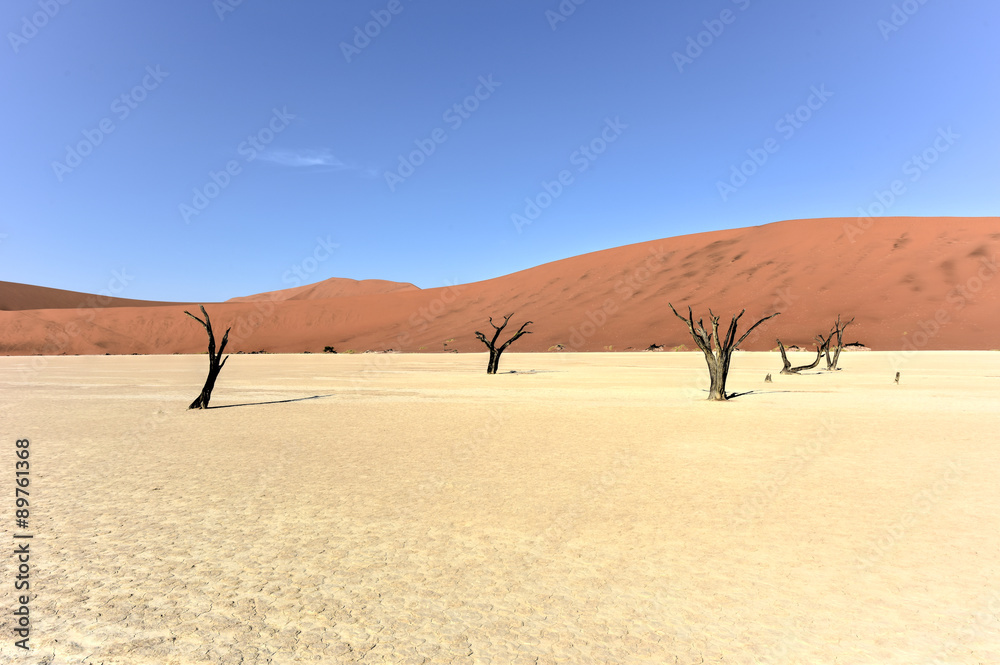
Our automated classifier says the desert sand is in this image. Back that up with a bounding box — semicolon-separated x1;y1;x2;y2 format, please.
2;351;998;664
225;278;419;304
1;216;998;355
0;281;186;313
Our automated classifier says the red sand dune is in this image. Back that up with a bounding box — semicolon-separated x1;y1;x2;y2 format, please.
0;281;185;312
1;216;997;355
226;277;419;303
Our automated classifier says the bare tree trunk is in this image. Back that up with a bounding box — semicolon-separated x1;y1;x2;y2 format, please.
190;364;222;409
815;331;833;368
185;305;231;409
475;314;532;374
669;304;779;401
825;315;855;371
487;347;501;374
777;339;823;374
708;356;728;401
777;340;793;373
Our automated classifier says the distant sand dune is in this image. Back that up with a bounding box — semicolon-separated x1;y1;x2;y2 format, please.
0;281;186;312
0;216;997;355
226;277;420;303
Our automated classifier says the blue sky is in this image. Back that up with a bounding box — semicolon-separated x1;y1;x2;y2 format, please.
1;0;997;301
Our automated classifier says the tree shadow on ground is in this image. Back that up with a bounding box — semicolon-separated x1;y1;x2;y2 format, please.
207;394;336;409
727;390;761;399
724;388;834;399
502;369;563;375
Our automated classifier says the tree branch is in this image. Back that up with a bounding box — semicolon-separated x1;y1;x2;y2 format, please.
777;338;822;373
489;314;512;346
217;327;231;358
669;303;712;356
184;305;209;330
735;311;780;347
498;321;533;352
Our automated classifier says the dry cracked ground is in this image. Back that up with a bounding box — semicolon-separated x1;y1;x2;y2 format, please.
1;352;998;664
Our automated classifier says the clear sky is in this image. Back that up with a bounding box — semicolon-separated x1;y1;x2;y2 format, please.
2;0;997;301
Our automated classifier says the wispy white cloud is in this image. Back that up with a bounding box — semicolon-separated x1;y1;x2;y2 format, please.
259;149;347;168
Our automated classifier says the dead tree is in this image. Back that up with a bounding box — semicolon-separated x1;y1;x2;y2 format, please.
824;315;855;371
776;339;823;374
815;331;832;363
184;305;231;409
669;304;779;401
475;313;532;374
